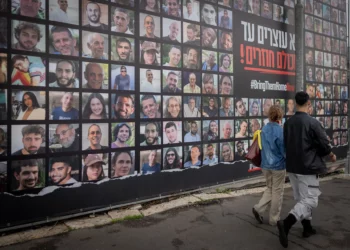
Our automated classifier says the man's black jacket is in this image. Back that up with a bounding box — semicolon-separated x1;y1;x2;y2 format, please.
284;112;331;175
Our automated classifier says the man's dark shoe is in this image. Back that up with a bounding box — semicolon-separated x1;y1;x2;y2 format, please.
252;208;263;224
303;228;316;238
277;220;288;248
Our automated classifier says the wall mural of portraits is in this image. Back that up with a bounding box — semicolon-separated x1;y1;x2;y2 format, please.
0;0;347;199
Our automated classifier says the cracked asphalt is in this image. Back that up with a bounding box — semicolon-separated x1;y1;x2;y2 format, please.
2;178;350;250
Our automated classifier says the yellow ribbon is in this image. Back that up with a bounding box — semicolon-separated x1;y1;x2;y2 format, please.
253;130;262;150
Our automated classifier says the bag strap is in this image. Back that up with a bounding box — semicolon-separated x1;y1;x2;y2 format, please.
253;130;262;150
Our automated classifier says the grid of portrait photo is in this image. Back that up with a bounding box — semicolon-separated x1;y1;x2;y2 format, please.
304;0;348;148
0;0;347;194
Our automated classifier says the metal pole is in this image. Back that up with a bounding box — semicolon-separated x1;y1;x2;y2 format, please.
295;0;304;92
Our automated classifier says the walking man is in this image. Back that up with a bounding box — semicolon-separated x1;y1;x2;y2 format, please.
277;91;336;248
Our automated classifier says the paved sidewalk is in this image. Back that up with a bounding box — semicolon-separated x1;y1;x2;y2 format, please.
1;177;350;250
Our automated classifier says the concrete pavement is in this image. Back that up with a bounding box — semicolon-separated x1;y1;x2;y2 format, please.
1;176;349;250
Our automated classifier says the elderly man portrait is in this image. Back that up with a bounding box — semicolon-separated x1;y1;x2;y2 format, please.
184;97;201;117
51;124;79;152
49;60;79;88
84;124;108;150
83;33;107;60
183;73;200;93
12;21;44;52
84;1;108;30
221;121;233;139
163;21;180;43
83;63;107;89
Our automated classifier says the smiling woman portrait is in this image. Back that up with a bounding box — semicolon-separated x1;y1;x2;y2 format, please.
16;92;45;120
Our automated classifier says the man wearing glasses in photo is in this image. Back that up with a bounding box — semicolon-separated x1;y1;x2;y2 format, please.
84;124;108;151
51;124;79;152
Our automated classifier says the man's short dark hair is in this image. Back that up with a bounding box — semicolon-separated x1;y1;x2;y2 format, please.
13;159;39;174
15;22;42;41
141;95;156;104
165;121;177;130
56;60;76;73
116;37;131;47
115;95;134;105
51;26;73;38
22;125;45;138
145;122;159;132
113;123;131;139
50;157;71;168
295;91;309;106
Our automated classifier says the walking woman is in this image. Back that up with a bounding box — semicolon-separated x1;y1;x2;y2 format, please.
252;105;286;226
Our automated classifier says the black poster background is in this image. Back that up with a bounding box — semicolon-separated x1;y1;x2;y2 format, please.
234;11;296;99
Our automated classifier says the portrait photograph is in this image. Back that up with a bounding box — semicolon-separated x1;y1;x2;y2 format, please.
0;0;7;12
162;18;181;43
11;55;46;87
220;142;234;162
111;122;135;148
49;0;79;25
183;145;202;168
249;98;261;116
235;119;248;138
162;70;182;93
261;0;272;19
11;124;46;156
202;50;218;72
182;0;199;21
218;8;232;29
219;97;234;117
49;26;79;57
111;36;135;63
48;155;80;186
48;123;79;153
183;96;201;118
162;44;182;68
202;119;219;142
82;31;109;60
316;100;325;115
82;92;109;120
182;71;201;94
140;0;161;12
183;120;201;143
140;149;162;174
248;0;260;16
10;158;45;192
220;120;234;140
305;31;314;48
163;146;183;170
163;95;182;119
249;118;262;137
140;68;161;93
202;143;219;166
183;22;200;46
274;99;285;112
314;18;322;34
49;91;80;120
111;94;135;119
235;97;248;117
82;61;109;90
0;89;7;120
234;140;248;161
324;53;332;67
163;121;182;144
110;6;135;34
110;150;136;178
323;20;331;36
82;0;109;30
140;121;161;146
0;161;6;193
202;96;219;118
48;59;80;88
305;15;313;30
162;0;182;17
111;64;135;91
12;0;45;19
333;100;340;115
202;73;218;95
82;123;109;151
201;3;217;26
11;90;46;120
201;26;217;49
11;20;46;53
218;31;233;51
81;153;109;182
333;116;340;130
140;94;161;119
139;13;161;39
0;125;7;157
323;4;331;20
218;53;234;73
183;46;200;70
140;40;161;66
0;53;7;84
